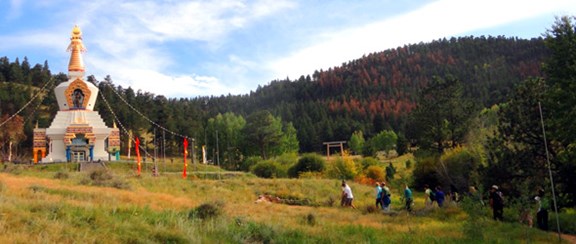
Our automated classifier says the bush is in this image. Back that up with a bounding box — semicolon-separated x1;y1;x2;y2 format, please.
288;153;325;178
304;213;316;226
188;202;223;220
551;209;576;234
81;169;130;189
438;146;482;192
240;156;262;172
326;156;357;180
385;162;396;182
360;157;379;170
412;156;440;189
275;153;298;166
89;169;113;183
365;165;385;182
405;160;412;169
251;160;283;178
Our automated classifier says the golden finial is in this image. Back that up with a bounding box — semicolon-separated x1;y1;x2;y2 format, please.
71;25;82;36
67;25;86;73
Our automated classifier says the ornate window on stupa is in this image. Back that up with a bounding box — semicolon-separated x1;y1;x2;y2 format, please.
72;89;84;109
65;78;91;110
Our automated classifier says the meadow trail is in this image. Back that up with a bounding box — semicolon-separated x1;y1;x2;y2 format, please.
561;233;576;244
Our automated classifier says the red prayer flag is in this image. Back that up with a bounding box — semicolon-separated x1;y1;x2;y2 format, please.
135;137;141;176
183;138;188;178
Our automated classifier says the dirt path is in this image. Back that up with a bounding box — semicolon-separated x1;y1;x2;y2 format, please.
560;233;576;244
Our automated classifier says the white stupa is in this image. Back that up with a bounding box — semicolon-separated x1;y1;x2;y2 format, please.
33;26;120;163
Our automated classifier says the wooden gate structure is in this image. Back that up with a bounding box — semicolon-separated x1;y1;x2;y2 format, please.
323;141;347;160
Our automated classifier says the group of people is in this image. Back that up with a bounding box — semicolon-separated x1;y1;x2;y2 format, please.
374;182;392;211
424;184;447;208
341;181;550;231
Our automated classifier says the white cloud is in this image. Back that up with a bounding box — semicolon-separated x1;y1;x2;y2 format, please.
115;0;296;42
268;0;576;80
75;0;296;97
115;69;227;97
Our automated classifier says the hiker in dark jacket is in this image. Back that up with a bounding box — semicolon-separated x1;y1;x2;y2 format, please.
489;185;504;221
435;186;446;207
535;188;549;230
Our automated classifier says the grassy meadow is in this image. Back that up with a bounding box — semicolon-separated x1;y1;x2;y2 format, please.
0;158;570;243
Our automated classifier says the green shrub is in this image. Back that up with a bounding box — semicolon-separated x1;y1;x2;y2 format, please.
412;157;440;189
385;162;396;182
551;209;576;234
360;157;379;170
188;202;223;220
240;156;262;172
405;160;412;169
438;146;482;191
288;153;325;178
305;213;316;226
251;160;283;178
89;169;113;183
275;152;298;166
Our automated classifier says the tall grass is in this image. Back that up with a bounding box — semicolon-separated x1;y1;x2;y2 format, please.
0;164;570;243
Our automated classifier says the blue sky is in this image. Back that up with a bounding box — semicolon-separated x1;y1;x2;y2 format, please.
1;0;574;98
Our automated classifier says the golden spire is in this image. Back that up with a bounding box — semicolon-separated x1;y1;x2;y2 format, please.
67;25;86;72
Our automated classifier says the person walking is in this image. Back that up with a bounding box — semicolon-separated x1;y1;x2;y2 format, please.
342;181;356;209
489;185;504;221
375;182;383;209
381;182;392;211
435;186;446;207
424;184;434;208
404;184;413;212
535;188;549;230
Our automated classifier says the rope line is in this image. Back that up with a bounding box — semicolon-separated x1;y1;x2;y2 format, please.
0;77;55;128
98;86;155;159
23;80;58;125
101;81;190;140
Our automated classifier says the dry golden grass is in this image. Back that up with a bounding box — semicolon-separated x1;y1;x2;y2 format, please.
0;165;567;243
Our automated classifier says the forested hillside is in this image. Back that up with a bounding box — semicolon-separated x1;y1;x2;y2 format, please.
239;36;547;151
0;36;548;158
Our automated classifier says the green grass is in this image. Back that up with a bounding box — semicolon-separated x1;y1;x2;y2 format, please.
0;161;571;243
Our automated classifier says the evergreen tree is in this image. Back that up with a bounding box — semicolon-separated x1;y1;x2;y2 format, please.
542;16;576;206
242;110;283;159
409;76;474;154
484;77;549;198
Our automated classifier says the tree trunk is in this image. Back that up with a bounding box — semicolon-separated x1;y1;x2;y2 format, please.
8;141;12;162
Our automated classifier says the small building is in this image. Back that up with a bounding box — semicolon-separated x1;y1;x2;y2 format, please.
33;26;120;163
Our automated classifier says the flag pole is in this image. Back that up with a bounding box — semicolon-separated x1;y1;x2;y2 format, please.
538;102;561;241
